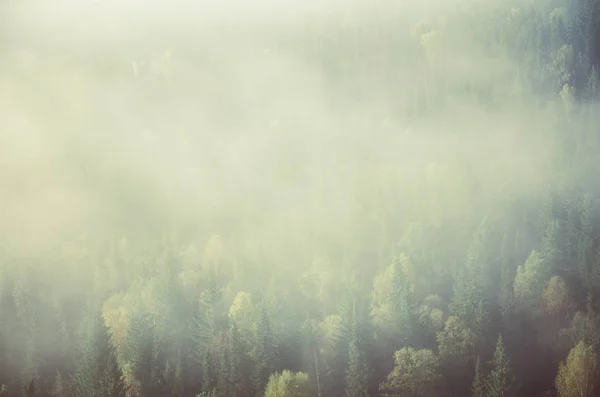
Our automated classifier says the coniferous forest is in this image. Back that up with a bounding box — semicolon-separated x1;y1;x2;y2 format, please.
4;0;600;397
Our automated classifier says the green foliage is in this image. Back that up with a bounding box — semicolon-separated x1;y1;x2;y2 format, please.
371;256;421;347
263;371;312;397
125;310;161;397
229;323;251;397
542;276;573;320
556;341;598;397
499;233;515;317
437;316;476;366
560;305;600;348
217;344;231;397
72;307;128;397
379;347;441;397
345;324;369;397
513;250;548;313
450;219;492;340
201;350;216;394
472;357;485;397
196;389;216;397
253;306;278;397
23;379;36;397
485;336;517;397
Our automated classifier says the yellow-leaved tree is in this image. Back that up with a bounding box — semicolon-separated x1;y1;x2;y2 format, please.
556;341;598;397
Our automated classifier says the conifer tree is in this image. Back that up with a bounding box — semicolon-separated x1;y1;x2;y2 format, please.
217;344;231;397
253;305;277;397
472;356;485;397
100;353;129;397
23;379;36;397
389;256;420;347
229;323;250;397
450;219;492;341
485;335;517;397
73;307;127;397
125;310;157;397
345;325;369;397
201;350;216;394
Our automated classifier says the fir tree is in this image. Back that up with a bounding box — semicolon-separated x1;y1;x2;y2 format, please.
472;356;485;397
216;341;231;397
99;352;129;397
345;325;369;397
201;350;216;394
389;257;420;347
23;379;36;397
450;219;491;342
73;307;127;397
125;311;157;397
485;335;517;397
253;306;277;397
229;323;250;397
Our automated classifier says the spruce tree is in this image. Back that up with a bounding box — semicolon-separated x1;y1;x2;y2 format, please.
23;379;36;397
125;311;157;397
216;345;231;397
229;323;250;397
472;356;485;397
389;257;420;347
73;307;127;397
450;218;492;342
345;325;369;397
253;306;277;397
99;352;129;397
201;350;216;394
485;336;516;397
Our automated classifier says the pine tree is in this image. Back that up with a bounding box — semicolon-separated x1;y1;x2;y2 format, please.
73;307;127;397
253;306;277;397
216;344;231;397
229;323;250;397
325;284;357;397
345;325;369;397
23;379;36;397
485;336;516;397
201;350;216;394
99;352;129;397
450;219;491;342
472;356;484;397
389;257;420;347
499;233;514;317
51;371;67;397
125;310;157;397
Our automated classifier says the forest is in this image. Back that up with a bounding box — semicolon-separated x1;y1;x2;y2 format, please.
3;0;600;396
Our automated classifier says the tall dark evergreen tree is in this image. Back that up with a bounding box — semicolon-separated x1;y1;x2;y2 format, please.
72;307;127;397
485;336;517;397
389;257;421;348
472;356;485;397
450;219;492;343
345;324;369;397
201;350;216;395
125;310;158;397
216;343;231;397
229;323;250;397
252;306;277;397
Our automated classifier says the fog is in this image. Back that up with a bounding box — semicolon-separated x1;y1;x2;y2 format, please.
1;0;558;257
1;1;598;396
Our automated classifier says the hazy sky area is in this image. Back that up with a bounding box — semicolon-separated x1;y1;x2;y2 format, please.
1;0;559;259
